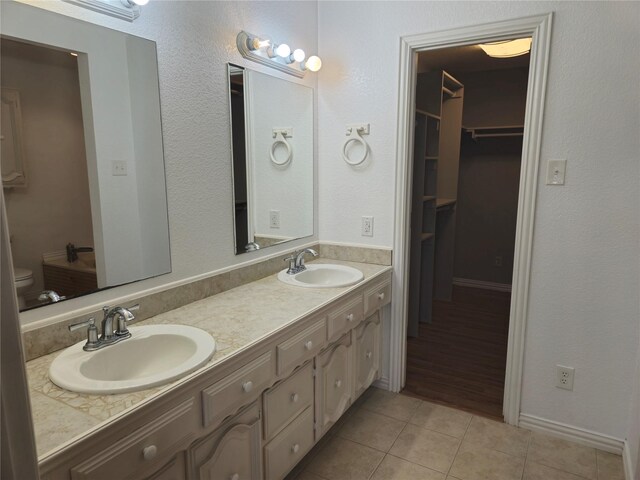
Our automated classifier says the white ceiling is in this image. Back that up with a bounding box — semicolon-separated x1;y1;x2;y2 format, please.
418;43;530;75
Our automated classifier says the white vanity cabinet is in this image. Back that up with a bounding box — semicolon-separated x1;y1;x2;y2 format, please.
354;311;381;398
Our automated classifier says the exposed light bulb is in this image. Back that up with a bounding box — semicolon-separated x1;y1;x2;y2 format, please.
275;44;291;58
247;35;270;51
291;49;306;63
479;38;531;58
121;0;149;6
302;55;322;72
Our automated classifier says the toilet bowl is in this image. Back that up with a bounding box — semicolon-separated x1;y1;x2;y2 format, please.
14;267;34;309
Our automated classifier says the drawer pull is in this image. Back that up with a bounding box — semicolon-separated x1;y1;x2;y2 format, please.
142;445;157;461
291;443;300;454
378;292;385;301
346;313;354;322
242;381;253;393
230;474;240;480
366;351;372;359
291;393;300;403
304;340;313;350
335;379;342;388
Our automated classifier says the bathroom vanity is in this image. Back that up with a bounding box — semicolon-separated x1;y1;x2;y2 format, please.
28;259;391;480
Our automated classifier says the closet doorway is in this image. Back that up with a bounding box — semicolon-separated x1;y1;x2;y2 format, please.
390;14;553;426
405;44;530;418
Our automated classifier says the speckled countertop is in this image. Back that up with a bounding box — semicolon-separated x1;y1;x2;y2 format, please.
26;259;391;459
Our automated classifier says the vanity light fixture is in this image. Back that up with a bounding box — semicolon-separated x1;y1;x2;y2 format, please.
236;30;320;78
479;38;532;58
121;0;149;6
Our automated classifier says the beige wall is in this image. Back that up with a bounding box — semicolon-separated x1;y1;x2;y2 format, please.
2;39;93;298
453;68;528;285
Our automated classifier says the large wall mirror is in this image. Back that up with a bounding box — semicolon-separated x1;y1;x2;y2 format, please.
228;64;313;254
1;2;171;312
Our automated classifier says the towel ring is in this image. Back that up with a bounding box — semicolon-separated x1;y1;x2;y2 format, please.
270;131;292;166
342;126;369;166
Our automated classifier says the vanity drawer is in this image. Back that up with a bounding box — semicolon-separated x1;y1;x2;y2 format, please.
263;361;314;441
202;351;274;428
364;276;391;317
327;294;364;342
70;398;197;480
264;406;315;480
276;317;326;375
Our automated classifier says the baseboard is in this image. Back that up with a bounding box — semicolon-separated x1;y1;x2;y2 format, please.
519;414;624;454
623;439;637;480
372;376;390;390
453;277;512;292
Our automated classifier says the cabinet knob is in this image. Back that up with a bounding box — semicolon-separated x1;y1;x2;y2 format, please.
335;379;342;388
230;474;240;480
304;340;313;350
377;292;385;301
366;351;372;359
242;381;253;393
142;445;157;461
291;393;299;403
291;443;300;454
346;313;354;322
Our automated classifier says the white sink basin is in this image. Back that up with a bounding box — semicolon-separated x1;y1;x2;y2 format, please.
277;264;364;288
49;325;216;394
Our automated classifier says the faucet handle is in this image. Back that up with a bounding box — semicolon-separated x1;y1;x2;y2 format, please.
68;317;100;351
115;304;139;337
284;254;297;274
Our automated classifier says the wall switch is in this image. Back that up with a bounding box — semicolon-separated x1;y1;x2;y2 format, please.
361;216;374;237
556;365;575;391
112;160;128;176
546;159;566;185
269;210;280;229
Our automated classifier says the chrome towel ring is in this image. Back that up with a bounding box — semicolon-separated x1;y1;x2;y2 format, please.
342;123;370;166
270;128;292;166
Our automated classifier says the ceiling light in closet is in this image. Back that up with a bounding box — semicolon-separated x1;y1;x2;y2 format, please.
121;0;149;6
479;38;531;58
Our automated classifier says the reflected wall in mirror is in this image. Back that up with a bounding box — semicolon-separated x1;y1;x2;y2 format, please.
229;64;313;254
1;2;171;312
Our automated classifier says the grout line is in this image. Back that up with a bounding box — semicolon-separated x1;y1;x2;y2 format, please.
445;413;473;477
595;448;599;480
521;426;534;480
367;452;387;480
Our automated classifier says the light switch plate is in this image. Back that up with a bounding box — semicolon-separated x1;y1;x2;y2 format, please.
546;159;566;185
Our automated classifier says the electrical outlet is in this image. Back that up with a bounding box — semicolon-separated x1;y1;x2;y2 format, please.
546;159;566;185
112;160;128;176
361;216;374;237
269;210;280;229
494;256;503;267
556;365;575;391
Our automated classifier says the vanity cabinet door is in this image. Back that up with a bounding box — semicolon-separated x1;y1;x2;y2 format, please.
145;452;186;480
354;312;380;398
315;334;352;439
188;402;262;480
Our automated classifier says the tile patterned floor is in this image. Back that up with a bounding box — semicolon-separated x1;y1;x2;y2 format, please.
287;389;625;480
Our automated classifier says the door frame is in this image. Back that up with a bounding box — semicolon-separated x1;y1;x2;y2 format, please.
389;13;553;425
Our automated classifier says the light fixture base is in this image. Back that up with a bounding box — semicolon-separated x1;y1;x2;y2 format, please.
236;31;305;78
62;0;140;22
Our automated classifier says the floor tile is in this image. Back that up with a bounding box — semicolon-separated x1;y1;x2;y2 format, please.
409;401;473;438
527;432;597;480
389;423;460;473
463;416;530;457
596;450;625;480
449;442;525;480
337;408;406;452
293;471;328;480
361;389;421;421
523;460;588;480
371;454;445;480
306;437;385;480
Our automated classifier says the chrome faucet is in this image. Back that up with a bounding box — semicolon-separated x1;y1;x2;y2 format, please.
68;304;139;351
284;248;318;275
38;290;65;303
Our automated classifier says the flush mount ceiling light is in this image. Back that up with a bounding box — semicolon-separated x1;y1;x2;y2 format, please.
479;38;532;58
236;30;321;78
121;0;149;6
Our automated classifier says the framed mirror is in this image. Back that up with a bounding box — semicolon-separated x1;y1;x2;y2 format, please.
228;64;314;254
1;2;171;311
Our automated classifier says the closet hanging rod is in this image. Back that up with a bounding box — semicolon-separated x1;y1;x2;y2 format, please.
442;71;464;89
463;125;524;140
442;86;459;98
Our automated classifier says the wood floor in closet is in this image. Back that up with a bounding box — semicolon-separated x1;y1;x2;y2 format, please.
403;285;511;420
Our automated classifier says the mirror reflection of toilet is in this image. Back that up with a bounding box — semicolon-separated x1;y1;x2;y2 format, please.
14;267;34;309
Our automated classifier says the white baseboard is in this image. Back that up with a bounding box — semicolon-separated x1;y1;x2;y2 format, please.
453;277;512;292
519;414;624;454
623;439;637;480
372;376;390;391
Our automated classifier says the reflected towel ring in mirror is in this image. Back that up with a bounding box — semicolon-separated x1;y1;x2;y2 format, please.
342;123;370;166
270;128;293;166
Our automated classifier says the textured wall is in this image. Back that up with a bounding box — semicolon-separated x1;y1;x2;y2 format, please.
14;0;318;325
317;1;640;440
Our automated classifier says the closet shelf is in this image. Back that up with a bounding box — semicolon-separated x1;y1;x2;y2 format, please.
436;198;456;209
416;108;441;120
423;196;436;202
463;125;524;140
425;155;438;160
421;233;435;241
